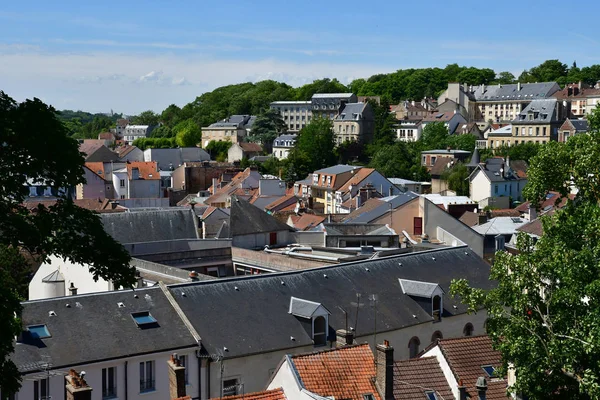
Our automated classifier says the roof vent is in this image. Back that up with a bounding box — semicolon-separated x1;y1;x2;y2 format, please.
65;303;71;308
234;286;239;291
49;311;57;317
117;302;125;308
281;281;285;285
323;274;328;278
223;347;229;352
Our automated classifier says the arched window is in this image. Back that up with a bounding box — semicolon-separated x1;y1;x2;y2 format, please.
432;295;442;321
313;316;327;346
431;331;443;343
463;323;474;337
408;336;421;358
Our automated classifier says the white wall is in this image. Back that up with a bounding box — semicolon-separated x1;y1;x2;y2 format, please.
18;349;198;400
422;345;460;400
112;171;129;199
469;171;492;203
29;255;112;300
267;359;312;400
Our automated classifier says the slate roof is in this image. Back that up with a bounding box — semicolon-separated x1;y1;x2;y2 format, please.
512;99;559;123
289;344;381;400
214;388;286;400
473;82;559;101
273;134;297;147
168;246;494;359
517;218;544;237
12;286;198;373
343;193;419;224
393;357;454;400
470;158;527;183
430;157;454;176
314;165;362;175
560;119;589;132
100;209;199;244
229;196;295;236
144;148;210;170
335;102;368;121
437;335;506;400
472;216;527;236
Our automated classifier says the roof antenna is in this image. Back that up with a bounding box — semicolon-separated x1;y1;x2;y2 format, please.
354;293;361;334
337;306;348;333
370;294;379;351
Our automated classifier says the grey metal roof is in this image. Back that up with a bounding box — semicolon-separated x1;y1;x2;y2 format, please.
314;165;362;175
100;209;199;244
145;148;210;170
42;270;64;283
288;297;330;318
273;134;297;147
167;246;494;359
229;196;294;236
513;99;559;123
388;178;419;186
472;217;528;236
399;279;441;297
421;149;471;155
473;82;560;101
472;159;527;183
570;119;589;132
335;103;367;121
12;286;198;372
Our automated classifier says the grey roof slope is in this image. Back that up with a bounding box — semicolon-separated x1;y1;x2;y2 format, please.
472;158;527;183
168;246;494;359
100;209;199;244
513;99;559;123
145;148;210;170
13;287;197;372
314;165;362;175
335;103;367;121
473;82;559;101
323;223;394;236
229;196;294;236
569;119;589;132
343;193;419;224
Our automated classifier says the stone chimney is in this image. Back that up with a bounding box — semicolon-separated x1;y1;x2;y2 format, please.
528;205;537;221
476;377;487;399
69;282;78;296
168;353;188;400
335;329;355;347
376;340;394;400
359;184;376;205
65;369;92;400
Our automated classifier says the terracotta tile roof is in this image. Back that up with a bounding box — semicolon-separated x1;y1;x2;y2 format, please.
265;194;298;212
393;357;454;400
515;191;573;213
438;336;507;400
459;211;479;227
490;209;521;217
430;156;454;176
98;132;114;140
85;162;106;180
292;213;326;231
291;344;381;400
336;168;375;194
213;388;286;400
239;142;263;153
422;111;455;122
23;198;124;213
343;198;385;222
126;162;159;180
79;140;105;157
115;145;139;158
509;160;528;179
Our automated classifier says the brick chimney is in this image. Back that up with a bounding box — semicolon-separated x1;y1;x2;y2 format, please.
375;340;394;400
168;353;187;400
335;329;355;347
69;282;78;296
65;369;92;400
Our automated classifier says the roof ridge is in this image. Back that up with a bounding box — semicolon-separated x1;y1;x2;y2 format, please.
291;343;370;359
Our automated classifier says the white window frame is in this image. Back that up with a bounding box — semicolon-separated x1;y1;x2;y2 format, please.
139;360;155;393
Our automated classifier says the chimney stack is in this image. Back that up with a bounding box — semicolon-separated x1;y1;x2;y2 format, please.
517;82;521;91
478;212;488;225
66;369;92;400
336;329;355;347
528;205;537;221
458;379;468;400
212;178;219;195
136;271;144;288
69;282;78;296
189;271;199;282
168;353;188;400
376;340;394;400
476;377;488;400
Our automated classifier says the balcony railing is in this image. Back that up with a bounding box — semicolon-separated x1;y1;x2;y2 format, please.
139;379;155;393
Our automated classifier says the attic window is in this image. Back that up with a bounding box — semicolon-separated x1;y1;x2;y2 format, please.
425;392;439;400
28;325;51;339
482;365;496;377
131;311;157;327
363;394;375;400
289;297;330;346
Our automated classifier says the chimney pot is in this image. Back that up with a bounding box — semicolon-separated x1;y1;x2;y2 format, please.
189;271;199;281
65;370;92;400
69;282;78;296
168;354;187;400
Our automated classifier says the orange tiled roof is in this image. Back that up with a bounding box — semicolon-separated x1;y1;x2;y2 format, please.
212;388;286;400
293;213;326;231
126;161;159;180
393;357;454;400
115;144;138;158
291;344;380;400
85;162;106;179
336;168;375;194
438;336;507;400
265;194;298;212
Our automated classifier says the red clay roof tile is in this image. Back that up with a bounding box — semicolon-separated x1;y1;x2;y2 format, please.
212;388;286;400
393;356;454;400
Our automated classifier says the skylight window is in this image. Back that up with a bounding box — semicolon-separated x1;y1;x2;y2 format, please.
131;311;157;327
425;391;439;400
482;365;496;377
363;394;375;400
28;324;51;339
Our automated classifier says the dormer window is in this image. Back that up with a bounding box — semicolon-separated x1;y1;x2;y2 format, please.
289;297;331;346
399;279;444;322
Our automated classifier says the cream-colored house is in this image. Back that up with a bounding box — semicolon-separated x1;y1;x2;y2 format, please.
201;115;255;147
510;98;562;144
332;102;374;144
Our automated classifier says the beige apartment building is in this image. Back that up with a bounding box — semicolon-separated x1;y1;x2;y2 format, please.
332;102;374;144
510;99;561;144
201;115;255;147
269;101;312;132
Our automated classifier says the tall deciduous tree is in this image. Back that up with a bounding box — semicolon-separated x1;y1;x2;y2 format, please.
0;92;135;394
174;119;202;147
247;109;287;151
131;110;160;126
450;106;600;399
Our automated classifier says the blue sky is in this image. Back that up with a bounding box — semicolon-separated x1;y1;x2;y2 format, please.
1;0;599;114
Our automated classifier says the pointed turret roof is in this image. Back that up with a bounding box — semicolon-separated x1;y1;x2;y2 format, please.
466;146;480;168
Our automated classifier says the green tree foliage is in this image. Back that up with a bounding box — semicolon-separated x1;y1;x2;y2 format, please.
58;111;117;139
368;99;396;148
369;142;428;180
0;91;135;394
441;162;470;196
160;104;182;128
450;106;600;398
292;118;336;171
247;108;287;150
149;125;173;138
480;142;541;164
130;110;160;126
336;141;367;165
174;119;202;147
132;137;177;150
205;140;232;162
292;78;349;101
495;71;516;84
519;60;569;85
